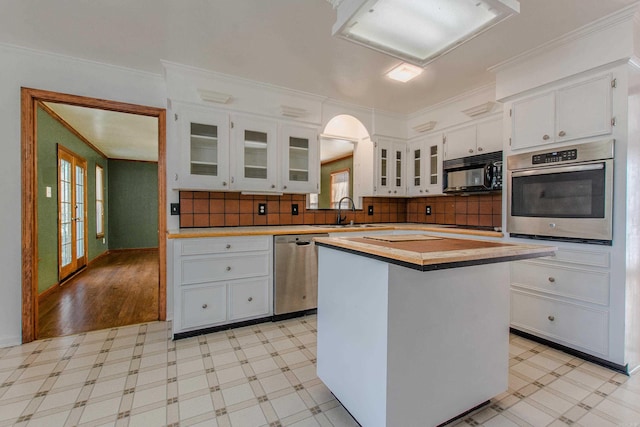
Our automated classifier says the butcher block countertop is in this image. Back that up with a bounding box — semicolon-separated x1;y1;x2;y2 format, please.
167;223;503;238
314;234;555;271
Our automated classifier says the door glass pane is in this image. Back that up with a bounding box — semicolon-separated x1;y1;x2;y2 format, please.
289;136;309;182
430;145;438;185
244;130;268;179
380;148;387;186
190;122;218;176
75;165;85;258
395;150;402;187
413;149;420;186
60;159;72;267
511;167;605;218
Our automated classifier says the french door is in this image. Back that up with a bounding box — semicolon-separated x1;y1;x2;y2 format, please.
58;145;88;280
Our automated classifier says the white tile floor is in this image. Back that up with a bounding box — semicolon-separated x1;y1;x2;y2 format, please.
0;316;638;427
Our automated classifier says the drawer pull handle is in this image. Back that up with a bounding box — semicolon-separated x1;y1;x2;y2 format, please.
247;297;253;302
543;134;550;140
548;315;555;321
548;277;556;283
558;130;566;137
202;304;208;309
468;148;474;154
226;244;231;249
226;266;231;271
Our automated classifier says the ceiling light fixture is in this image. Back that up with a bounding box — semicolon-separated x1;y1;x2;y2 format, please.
386;62;423;82
332;0;520;67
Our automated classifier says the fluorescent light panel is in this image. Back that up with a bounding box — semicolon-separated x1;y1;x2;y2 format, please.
334;0;520;66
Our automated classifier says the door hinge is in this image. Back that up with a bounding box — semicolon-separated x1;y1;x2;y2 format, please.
231;176;235;184
509;137;512;146
611;117;616;127
374;142;378;148
442;135;446;144
174;113;178;121
509;109;512;117
231;121;234;129
611;78;617;88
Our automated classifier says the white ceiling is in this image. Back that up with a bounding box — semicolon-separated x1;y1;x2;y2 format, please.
0;0;636;115
44;102;158;162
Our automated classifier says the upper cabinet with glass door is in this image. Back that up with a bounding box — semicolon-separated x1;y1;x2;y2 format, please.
375;137;406;197
232;116;278;192
176;104;230;190
408;133;442;196
280;124;319;194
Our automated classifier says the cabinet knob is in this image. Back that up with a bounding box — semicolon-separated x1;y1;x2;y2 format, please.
549;223;556;229
548;277;556;283
468;148;474;153
226;266;231;271
477;147;483;152
388;190;392;194
543;134;550;141
393;190;397;194
548;315;555;321
425;189;429;193
222;181;227;186
558;130;566;137
283;185;287;190
226;244;231;249
202;304;208;309
247;297;253;302
271;184;276;189
419;190;423;193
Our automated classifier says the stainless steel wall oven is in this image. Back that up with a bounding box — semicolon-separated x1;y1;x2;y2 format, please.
507;139;614;245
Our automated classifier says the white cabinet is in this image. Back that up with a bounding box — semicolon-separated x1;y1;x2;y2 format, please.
374;137;406;196
510;74;613;150
444;117;502;160
173;235;272;336
231;115;278;192
176;104;231;190
408;133;442;196
279;124;319;193
510;246;611;359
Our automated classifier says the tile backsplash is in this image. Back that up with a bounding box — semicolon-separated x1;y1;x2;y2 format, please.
178;191;501;228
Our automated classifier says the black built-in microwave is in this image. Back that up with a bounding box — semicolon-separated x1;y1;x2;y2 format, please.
443;151;503;194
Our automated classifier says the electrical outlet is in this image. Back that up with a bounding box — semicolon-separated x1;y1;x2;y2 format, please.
258;203;267;215
170;203;180;215
291;204;299;215
368;205;374;215
425;205;432;215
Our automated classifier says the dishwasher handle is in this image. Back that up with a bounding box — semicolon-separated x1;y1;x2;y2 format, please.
295;241;312;246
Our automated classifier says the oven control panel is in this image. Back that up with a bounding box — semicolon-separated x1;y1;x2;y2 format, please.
531;148;578;164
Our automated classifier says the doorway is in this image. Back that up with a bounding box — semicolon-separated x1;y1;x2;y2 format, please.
21;87;167;343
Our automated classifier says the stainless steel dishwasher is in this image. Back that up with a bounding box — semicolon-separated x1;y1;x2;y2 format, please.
274;233;328;316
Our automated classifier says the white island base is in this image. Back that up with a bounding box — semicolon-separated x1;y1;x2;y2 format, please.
317;247;510;427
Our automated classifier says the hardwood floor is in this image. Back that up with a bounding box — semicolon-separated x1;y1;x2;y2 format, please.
38;249;159;339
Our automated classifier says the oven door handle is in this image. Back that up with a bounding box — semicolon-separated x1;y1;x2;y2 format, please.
511;162;604;177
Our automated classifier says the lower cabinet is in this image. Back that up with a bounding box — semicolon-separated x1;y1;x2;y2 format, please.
510;246;611;361
173;236;272;336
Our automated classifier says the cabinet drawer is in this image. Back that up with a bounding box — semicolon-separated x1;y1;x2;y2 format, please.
179;236;270;256
511;261;609;305
541;248;610;268
511;290;608;356
181;253;269;285
229;277;270;321
181;283;227;329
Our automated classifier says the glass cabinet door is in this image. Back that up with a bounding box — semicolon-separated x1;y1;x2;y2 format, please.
281;125;318;193
178;105;230;190
233;116;277;191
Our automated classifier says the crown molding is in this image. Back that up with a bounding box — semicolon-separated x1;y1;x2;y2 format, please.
412;121;437;133
462;101;496;117
197;89;232;104
488;2;640;73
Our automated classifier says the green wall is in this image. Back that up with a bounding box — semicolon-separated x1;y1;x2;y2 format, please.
107;159;158;250
37;106;108;294
319;156;354;209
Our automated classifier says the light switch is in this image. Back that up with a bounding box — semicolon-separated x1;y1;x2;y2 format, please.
46;186;52;198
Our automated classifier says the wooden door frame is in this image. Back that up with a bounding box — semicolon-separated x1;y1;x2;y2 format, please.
21;87;167;343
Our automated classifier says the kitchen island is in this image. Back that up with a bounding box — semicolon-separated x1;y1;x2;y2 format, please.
314;234;554;427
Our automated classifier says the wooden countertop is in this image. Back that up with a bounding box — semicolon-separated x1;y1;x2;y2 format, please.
167;223;504;239
314;234;555;271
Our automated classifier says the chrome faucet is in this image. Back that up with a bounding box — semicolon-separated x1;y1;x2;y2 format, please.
337;196;356;225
